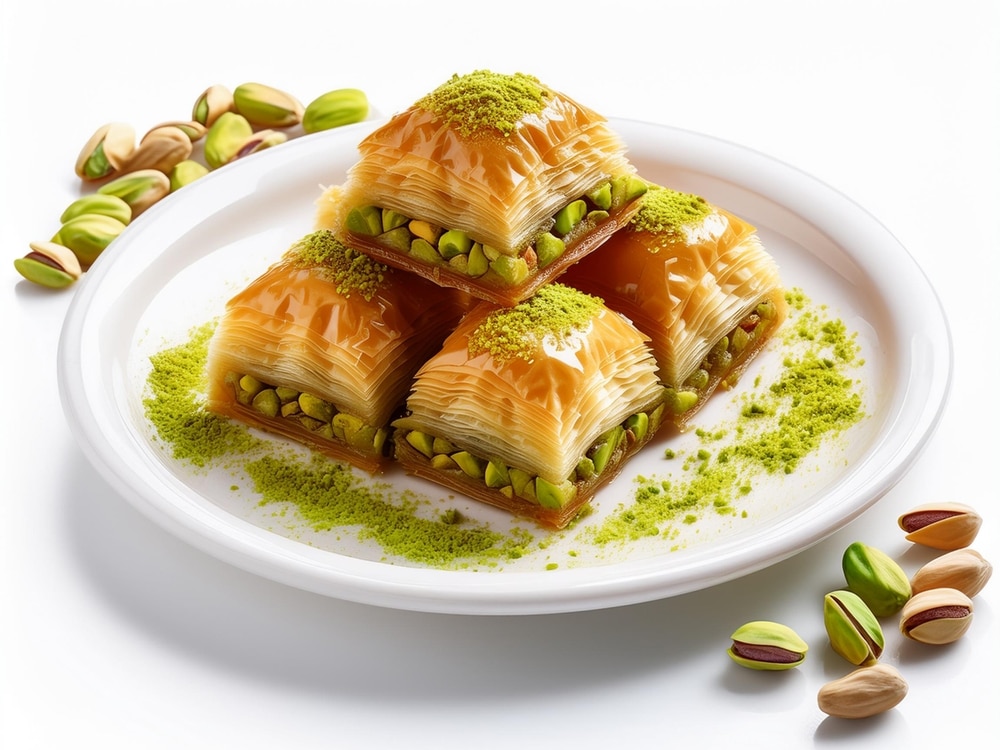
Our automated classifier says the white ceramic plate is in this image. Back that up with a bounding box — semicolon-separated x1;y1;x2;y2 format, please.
58;118;951;615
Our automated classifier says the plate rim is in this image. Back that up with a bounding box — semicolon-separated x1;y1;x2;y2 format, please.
57;117;953;615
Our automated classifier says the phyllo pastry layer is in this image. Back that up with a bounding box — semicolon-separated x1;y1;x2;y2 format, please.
563;185;788;429
206;229;471;472
323;70;647;306
392;284;667;529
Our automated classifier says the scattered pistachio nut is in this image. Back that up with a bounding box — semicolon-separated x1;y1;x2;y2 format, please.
119;125;194;174
727;620;808;671
168;160;209;192
302;88;369;133
59;194;132;225
74;122;135;181
898;502;982;550
149;120;207;142
52;213;127;266
204;111;254;169
899;587;974;645
910;548;992;598
842;541;911;616
233;82;304;128
14;241;82;288
192;84;235;127
817;664;908;719
97;169;170;216
234;129;288;159
823;589;884;666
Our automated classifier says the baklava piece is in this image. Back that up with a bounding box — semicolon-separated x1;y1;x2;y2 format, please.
392;284;667;528
206;229;471;472
321;70;647;305
563;185;788;429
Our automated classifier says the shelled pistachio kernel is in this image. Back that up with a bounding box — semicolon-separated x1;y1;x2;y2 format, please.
75;122;135;180
14;241;82;288
842;541;911;617
910;548;992;598
233;82;303;128
899;587;974;645
204;112;255;169
52;213;127;266
817;664;908;719
97;169;170;216
898;502;982;550
233;129;288;159
727;621;808;670
302;88;369;133
192;84;235;127
169;160;209;192
59;194;132;225
823;590;884;666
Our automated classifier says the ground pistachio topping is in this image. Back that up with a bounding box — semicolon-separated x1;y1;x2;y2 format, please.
628;185;712;247
416;70;551;138
467;283;605;363
288;228;387;300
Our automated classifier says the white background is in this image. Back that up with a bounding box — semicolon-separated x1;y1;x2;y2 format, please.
1;1;997;748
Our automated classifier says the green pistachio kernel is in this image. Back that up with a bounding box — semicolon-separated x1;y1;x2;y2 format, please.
169;160;210;192
59;194;132;225
553;199;588;236
534;232;565;269
204;112;254;169
346;205;383;235
53;214;127;266
302;88;369;133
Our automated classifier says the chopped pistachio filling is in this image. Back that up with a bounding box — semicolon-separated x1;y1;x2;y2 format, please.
344;174;647;285
399;403;666;510
224;372;390;457
664;299;780;416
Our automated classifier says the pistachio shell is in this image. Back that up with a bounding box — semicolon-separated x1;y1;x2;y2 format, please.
817;664;908;719
233;82;304;128
59;194;132;225
302;88;369;133
823;590;884;666
53;214;127;266
842;541;911;616
899;587;973;644
910;548;992;598
898;502;982;550
14;241;82;288
119;125;194;173
192;84;234;127
233;129;288;159
149;120;207;142
74;122;136;180
727;620;808;671
97;169;170;216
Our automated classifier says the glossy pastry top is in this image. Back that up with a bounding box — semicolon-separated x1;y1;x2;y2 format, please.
336;71;635;254
394;284;664;483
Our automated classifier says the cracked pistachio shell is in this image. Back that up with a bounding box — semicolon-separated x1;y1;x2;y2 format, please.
52;214;127;266
204;112;254;169
119;126;194;174
727;620;808;671
14;241;82;288
233;129;287;159
97;169;170;216
233;82;304;128
817;664;908;719
74;122;136;181
898;502;982;550
149;120;207;142
842;541;911;617
59;194;132;225
302;88;369;133
911;548;992;598
899;587;973;645
192;84;234;127
168;160;209;192
823;590;884;666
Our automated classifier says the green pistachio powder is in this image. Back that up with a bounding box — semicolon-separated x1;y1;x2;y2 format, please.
142;284;865;569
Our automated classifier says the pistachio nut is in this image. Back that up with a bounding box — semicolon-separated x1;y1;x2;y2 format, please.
302;88;369;133
727;620;808;671
823;589;884;666
192;84;235;127
233;129;288;159
899;587;974;645
119;125;194;174
97;169;170;216
842;541;911;616
910;548;992;598
168;160;209;192
74;122;135;181
204;112;254;169
233;82;304;128
14;241;82;288
149;120;207;142
817;664;908;719
52;214;127;266
59;194;132;225
898;502;982;550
